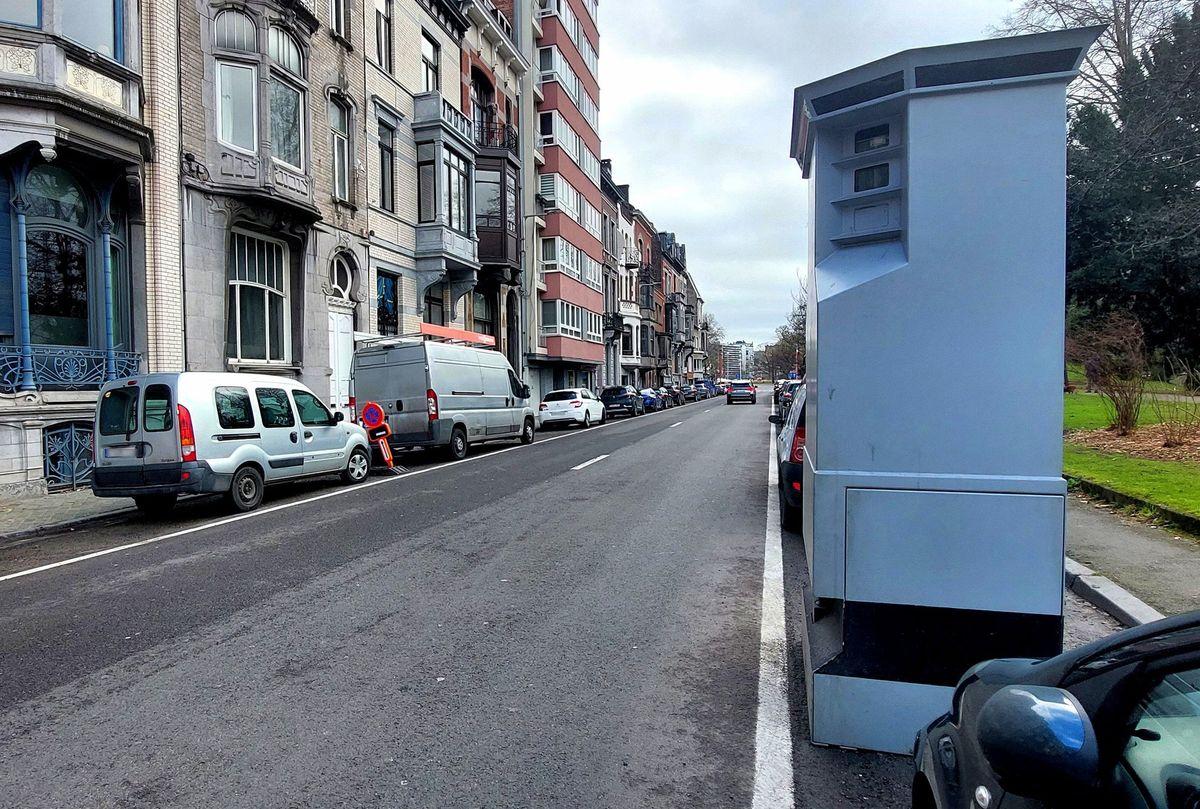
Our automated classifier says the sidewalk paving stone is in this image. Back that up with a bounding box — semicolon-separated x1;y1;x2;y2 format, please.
0;489;135;545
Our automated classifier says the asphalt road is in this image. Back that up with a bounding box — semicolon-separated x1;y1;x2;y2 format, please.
0;396;772;808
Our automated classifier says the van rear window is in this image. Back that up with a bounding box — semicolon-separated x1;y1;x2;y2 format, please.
144;384;173;432
99;387;139;436
215;387;255;429
543;391;577;402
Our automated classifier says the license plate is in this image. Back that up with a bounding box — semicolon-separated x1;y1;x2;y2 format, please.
105;446;138;459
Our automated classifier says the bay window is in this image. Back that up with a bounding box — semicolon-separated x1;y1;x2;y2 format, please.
62;0;121;61
226;231;289;363
268;27;305;171
217;62;257;153
1;0;38;26
417;144;436;223
442;149;470;234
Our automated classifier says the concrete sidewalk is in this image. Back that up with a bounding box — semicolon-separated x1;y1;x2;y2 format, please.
1068;493;1200;616
0;489;135;544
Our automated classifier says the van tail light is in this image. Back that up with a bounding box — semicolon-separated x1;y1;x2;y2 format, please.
427;389;439;422
178;403;197;462
348;396;358;423
790;426;806;464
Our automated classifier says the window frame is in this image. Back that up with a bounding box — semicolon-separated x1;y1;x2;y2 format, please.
0;0;40;28
442;148;471;235
329;0;348;40
254;386;296;429
268;74;306;172
226;229;291;365
375;0;393;73
330;97;351;202
377;118;395;212
214;386;256;430
215;59;259;156
421;31;440;93
61;0;123;64
376;269;401;336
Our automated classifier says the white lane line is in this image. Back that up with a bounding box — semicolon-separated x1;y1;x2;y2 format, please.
669;421;683;428
752;417;795;809
570;454;609;471
1;403;695;585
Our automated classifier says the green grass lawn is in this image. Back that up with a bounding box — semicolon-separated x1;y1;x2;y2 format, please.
1063;444;1200;519
1063;392;1168;431
1066;362;1186;394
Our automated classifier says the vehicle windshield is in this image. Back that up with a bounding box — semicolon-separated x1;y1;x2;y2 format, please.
543;391;578;402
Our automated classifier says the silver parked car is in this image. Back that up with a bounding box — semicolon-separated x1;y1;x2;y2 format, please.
92;373;372;514
352;340;535;460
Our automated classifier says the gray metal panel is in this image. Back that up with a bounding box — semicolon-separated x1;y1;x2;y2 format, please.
845;489;1065;615
812;674;954;754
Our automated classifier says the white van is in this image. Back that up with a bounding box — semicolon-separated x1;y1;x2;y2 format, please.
92;372;371;514
352;340;535;460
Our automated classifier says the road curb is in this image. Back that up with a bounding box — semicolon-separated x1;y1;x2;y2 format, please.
0;507;139;550
1065;555;1166;628
1067;476;1200;537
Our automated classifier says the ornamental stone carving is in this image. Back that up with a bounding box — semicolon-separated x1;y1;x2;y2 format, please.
0;45;36;77
65;61;124;109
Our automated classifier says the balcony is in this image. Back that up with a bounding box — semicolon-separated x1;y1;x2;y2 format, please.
0;345;142;394
475;121;519;157
413;92;475;147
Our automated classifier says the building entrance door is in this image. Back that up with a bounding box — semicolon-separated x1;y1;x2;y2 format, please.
328;309;354;416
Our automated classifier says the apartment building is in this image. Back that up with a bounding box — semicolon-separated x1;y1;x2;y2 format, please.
0;0;155;490
723;340;755;380
526;0;604;396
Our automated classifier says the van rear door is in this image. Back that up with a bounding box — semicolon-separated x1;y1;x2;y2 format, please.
95;381;145;486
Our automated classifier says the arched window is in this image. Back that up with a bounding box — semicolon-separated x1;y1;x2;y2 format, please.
329;254;353;300
268;27;305;170
226;230;289;363
25;166;88;227
215;9;256;52
269;27;303;76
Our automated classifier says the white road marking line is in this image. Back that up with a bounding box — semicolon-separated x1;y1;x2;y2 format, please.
1;405;695;585
752;416;795;809
669;421;683;428
570;454;609;471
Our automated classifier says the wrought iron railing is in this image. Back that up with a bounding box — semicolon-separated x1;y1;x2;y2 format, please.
475;121;519;156
0;345;142;393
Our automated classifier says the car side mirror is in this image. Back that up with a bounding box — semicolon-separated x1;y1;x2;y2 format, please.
977;685;1100;801
768;414;782;424
334;411;345;423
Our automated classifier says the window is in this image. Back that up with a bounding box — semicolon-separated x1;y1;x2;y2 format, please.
506;167;519;234
472;292;495;336
99;386;138;436
1121;665;1200;808
269;27;303;76
226;231;289;363
375;0;392;73
417;143;436;223
424;285;445;326
255;388;295;428
421;32;439;93
63;0;120;61
377;270;400;336
328;98;350;201
475;169;501;229
329;254;353;299
143;384;173;432
0;0;39;26
292;389;336;426
442;149;470;234
215;9;256;52
329;0;347;39
854;164;890;193
217;62;257;152
28;231;89;346
270;78;304;169
854;124;890;154
215;387;255;429
377;120;395;211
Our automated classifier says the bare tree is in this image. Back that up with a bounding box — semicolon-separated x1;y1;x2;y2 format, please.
1148;351;1200;446
1067;312;1149;434
993;0;1189;109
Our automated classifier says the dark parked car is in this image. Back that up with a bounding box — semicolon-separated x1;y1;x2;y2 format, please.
681;385;698;402
768;386;805;531
600;385;644;417
665;385;685;406
656;387;674;408
914;610;1200;809
726;381;757;405
779;380;804;411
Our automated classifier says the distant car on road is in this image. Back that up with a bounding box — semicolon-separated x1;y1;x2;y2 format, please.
92;372;372;515
539;388;606;429
769;386;805;531
914;610;1200;809
640;388;665;411
694;384;710;400
600;385;644;418
666;385;686;406
656;387;675;408
726;381;757;405
681;385;698;402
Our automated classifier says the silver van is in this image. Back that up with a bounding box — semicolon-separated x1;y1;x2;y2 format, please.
92;372;371;514
351;340;535;460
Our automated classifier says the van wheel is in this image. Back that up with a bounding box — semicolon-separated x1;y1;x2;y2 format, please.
342;447;370;483
227;466;264;513
445;426;468;460
520;418;535;444
134;494;177;517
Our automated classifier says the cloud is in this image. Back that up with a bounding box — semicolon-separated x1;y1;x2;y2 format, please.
598;0;1012;346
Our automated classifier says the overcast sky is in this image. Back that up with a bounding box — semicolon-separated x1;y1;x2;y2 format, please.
598;0;1015;346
